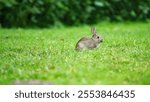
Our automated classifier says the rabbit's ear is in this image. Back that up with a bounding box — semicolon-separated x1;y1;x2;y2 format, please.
91;27;97;35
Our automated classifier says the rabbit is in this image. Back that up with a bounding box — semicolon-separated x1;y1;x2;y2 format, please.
75;27;103;50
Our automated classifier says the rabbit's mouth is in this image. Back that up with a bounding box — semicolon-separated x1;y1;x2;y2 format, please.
100;38;103;43
98;40;103;43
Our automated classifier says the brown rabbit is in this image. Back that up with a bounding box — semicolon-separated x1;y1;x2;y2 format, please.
75;27;103;50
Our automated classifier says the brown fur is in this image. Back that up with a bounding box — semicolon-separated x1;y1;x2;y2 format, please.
75;27;103;50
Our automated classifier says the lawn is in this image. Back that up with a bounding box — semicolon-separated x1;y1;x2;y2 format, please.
0;22;150;84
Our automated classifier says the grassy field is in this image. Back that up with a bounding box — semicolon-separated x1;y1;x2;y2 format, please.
0;22;150;84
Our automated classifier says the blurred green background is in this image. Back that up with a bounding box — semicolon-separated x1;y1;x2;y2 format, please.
0;0;150;27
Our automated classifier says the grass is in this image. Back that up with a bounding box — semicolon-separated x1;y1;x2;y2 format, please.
0;22;150;84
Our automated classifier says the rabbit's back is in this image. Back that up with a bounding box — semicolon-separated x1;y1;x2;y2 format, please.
75;37;97;50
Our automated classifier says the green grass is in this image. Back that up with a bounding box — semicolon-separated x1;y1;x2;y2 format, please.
0;22;150;84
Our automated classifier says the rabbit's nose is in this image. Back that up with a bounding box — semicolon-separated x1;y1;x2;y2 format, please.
100;39;103;42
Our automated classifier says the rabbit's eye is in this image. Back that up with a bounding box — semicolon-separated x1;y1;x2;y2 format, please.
97;36;99;39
